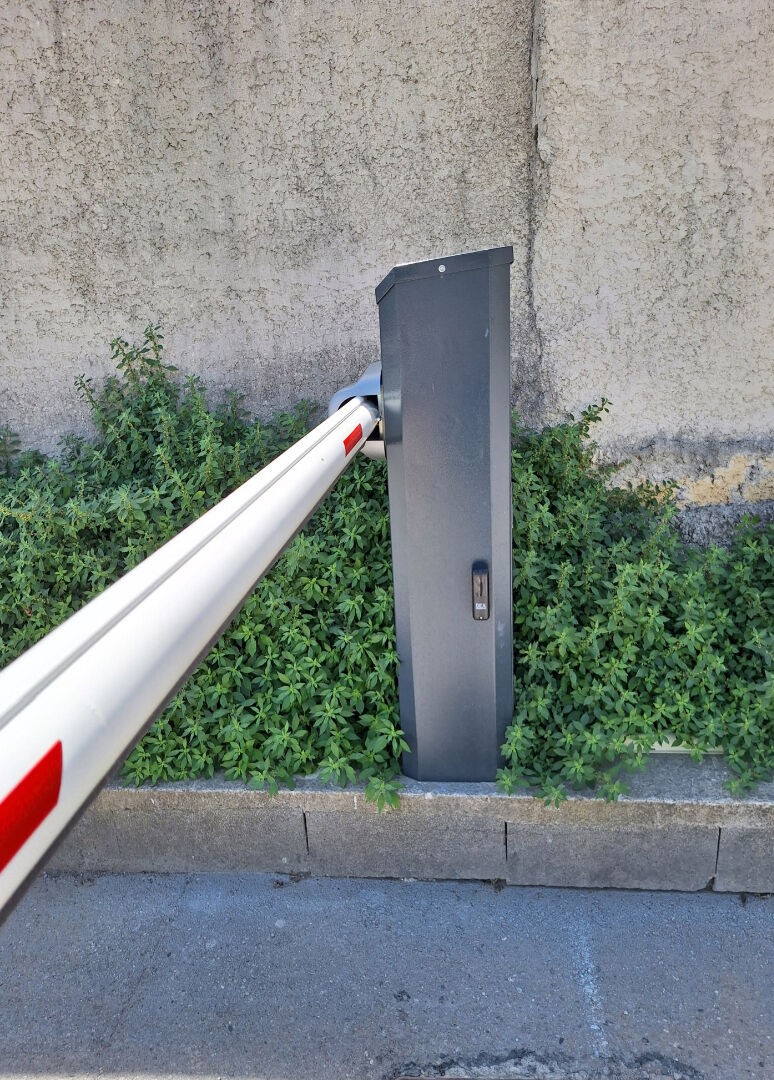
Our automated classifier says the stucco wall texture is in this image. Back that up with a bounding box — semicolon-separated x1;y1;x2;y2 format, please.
0;0;533;454
531;0;774;494
1;1;772;497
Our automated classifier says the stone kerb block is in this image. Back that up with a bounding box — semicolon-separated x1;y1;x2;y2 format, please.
714;828;774;893
50;791;308;875
44;760;774;891
505;823;720;891
305;809;506;881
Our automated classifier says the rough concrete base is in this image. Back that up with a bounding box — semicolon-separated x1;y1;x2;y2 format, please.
676;499;774;548
50;756;774;892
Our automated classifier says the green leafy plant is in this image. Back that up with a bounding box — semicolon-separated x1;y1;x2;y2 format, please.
1;328;771;806
0;326;403;800
499;403;773;802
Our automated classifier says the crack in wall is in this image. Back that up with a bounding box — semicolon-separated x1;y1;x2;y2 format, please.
517;0;553;427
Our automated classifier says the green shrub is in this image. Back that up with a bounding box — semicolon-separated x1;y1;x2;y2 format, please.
0;326;404;809
0;327;771;805
501;403;773;801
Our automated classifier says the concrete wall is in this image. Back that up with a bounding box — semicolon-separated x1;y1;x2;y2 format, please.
1;0;772;498
0;0;534;453
531;0;774;499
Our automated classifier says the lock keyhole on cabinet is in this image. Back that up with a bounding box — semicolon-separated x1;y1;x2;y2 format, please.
472;561;490;620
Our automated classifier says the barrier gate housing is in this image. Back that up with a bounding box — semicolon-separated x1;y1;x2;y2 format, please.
0;246;513;919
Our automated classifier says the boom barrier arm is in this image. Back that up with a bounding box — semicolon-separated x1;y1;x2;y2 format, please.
0;396;379;921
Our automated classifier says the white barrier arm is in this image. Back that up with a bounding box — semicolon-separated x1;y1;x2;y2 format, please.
0;396;378;919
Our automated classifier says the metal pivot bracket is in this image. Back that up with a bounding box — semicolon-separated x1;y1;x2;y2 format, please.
328;361;384;459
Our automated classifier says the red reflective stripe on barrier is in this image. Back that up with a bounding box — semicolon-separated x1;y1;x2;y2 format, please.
343;424;363;457
0;742;63;873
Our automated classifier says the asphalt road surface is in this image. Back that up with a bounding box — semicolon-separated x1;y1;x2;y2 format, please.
0;872;771;1080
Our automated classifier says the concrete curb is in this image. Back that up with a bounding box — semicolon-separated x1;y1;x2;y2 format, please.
50;756;774;892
